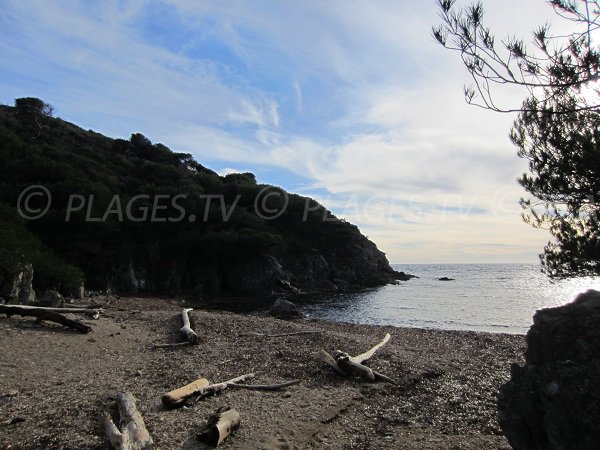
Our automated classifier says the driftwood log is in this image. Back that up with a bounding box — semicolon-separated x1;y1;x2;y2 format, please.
317;333;396;384
162;373;300;408
12;305;100;319
152;308;199;348
197;406;240;447
0;304;92;333
162;377;210;408
104;391;153;450
180;308;199;344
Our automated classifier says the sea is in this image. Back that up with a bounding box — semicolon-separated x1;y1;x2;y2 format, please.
299;263;600;335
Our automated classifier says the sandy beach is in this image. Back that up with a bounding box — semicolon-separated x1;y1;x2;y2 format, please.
0;296;525;449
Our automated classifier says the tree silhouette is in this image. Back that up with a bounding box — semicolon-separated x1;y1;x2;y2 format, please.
434;0;600;277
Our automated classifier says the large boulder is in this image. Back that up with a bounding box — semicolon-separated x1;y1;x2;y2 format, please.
269;298;304;320
36;290;65;308
498;289;600;449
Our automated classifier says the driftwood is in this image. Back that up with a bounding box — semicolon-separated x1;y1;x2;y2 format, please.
239;330;323;338
0;304;92;333
193;374;301;402
191;373;256;403
163;373;300;407
152;308;198;348
104;391;153;450
226;380;300;391
180;308;199;344
13;305;100;319
162;377;210;408
197;406;240;447
317;333;396;384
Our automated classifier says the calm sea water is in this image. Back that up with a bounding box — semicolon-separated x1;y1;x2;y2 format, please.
298;264;600;335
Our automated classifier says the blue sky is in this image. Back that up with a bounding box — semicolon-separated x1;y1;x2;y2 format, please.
1;0;565;263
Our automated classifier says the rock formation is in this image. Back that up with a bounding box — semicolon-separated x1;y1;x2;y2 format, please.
498;289;600;449
269;298;304;320
0;263;36;304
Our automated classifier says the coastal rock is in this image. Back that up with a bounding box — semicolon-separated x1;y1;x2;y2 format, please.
269;298;304;320
395;271;417;281
0;263;36;305
498;289;600;449
36;290;65;308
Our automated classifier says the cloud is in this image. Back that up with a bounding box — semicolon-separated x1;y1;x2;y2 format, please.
0;0;561;263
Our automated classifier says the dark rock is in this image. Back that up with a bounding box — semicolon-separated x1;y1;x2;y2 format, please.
498;289;600;449
0;263;36;304
277;279;303;295
314;279;338;291
269;298;304;320
35;290;65;308
332;278;350;289
438;277;455;281
394;271;418;281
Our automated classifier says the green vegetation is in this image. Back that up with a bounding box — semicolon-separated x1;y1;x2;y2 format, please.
434;0;599;277
0;98;397;297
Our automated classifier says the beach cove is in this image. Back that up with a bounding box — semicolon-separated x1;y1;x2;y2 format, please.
0;295;524;449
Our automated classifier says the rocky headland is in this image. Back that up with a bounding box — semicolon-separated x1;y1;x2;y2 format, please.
0;98;413;304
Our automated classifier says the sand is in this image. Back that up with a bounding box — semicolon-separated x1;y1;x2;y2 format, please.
0;295;525;449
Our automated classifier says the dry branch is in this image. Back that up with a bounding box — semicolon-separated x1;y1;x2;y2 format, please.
225;379;301;391
164;372;299;407
197;406;240;447
318;333;396;384
193;373;256;401
0;304;92;333
239;330;323;338
352;333;390;363
104;391;153;450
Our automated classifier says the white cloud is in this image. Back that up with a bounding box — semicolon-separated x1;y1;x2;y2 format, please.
0;0;565;263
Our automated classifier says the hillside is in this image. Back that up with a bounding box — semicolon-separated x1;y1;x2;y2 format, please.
0;98;411;301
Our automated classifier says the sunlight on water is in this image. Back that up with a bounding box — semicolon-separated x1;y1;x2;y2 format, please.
300;264;600;335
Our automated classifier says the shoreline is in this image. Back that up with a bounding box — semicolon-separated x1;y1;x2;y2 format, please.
0;295;525;449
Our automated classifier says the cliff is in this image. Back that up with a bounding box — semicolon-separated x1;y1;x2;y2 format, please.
0;98;412;301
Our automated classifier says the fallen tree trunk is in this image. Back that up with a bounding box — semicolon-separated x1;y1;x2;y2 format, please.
0;305;92;333
104;391;153;450
197;406;240;447
180;308;199;344
11;305;100;319
317;333;396;384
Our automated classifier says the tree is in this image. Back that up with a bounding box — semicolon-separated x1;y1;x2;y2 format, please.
433;0;599;113
14;97;54;138
434;0;600;278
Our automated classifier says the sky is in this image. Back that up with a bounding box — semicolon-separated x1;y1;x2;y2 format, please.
0;0;569;264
